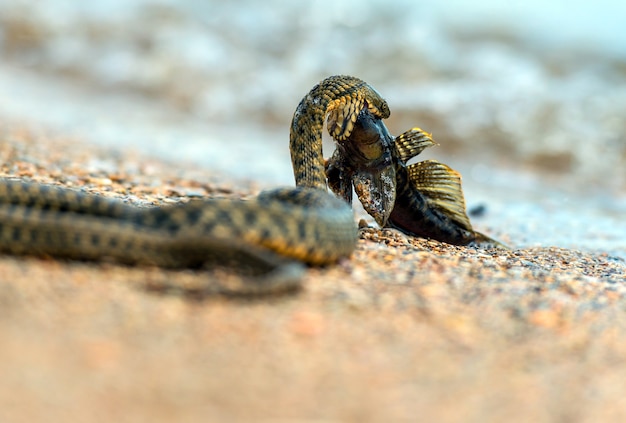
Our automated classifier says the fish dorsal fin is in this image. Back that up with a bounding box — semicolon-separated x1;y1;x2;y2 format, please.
407;160;472;230
394;128;438;162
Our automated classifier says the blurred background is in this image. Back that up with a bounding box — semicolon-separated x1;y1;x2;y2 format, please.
0;0;624;255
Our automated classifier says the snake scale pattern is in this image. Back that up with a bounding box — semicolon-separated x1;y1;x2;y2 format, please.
0;75;387;295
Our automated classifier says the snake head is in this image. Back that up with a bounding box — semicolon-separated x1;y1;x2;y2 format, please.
363;85;391;119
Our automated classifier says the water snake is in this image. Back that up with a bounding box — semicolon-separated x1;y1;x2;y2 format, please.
0;75;389;295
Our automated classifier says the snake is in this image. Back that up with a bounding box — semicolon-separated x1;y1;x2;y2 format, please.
0;75;390;295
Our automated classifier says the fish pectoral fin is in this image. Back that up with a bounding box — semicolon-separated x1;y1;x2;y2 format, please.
352;166;397;227
394;127;438;162
407;160;472;231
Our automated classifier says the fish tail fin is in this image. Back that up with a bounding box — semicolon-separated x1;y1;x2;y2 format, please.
472;231;509;249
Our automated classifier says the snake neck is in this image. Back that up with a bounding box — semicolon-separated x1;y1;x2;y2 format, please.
289;75;391;189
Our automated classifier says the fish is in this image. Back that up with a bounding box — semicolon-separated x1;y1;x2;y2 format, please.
325;108;397;227
326;108;505;248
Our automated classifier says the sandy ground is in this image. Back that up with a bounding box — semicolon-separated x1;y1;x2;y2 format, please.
1;125;625;423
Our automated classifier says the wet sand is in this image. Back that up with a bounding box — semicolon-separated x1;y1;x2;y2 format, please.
1;126;625;422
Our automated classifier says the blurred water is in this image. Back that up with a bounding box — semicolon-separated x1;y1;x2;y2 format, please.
430;0;626;57
0;0;624;258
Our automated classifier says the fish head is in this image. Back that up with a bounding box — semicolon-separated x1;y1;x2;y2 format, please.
328;108;394;164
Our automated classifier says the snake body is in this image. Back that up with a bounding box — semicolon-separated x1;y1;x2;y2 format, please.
0;76;390;292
